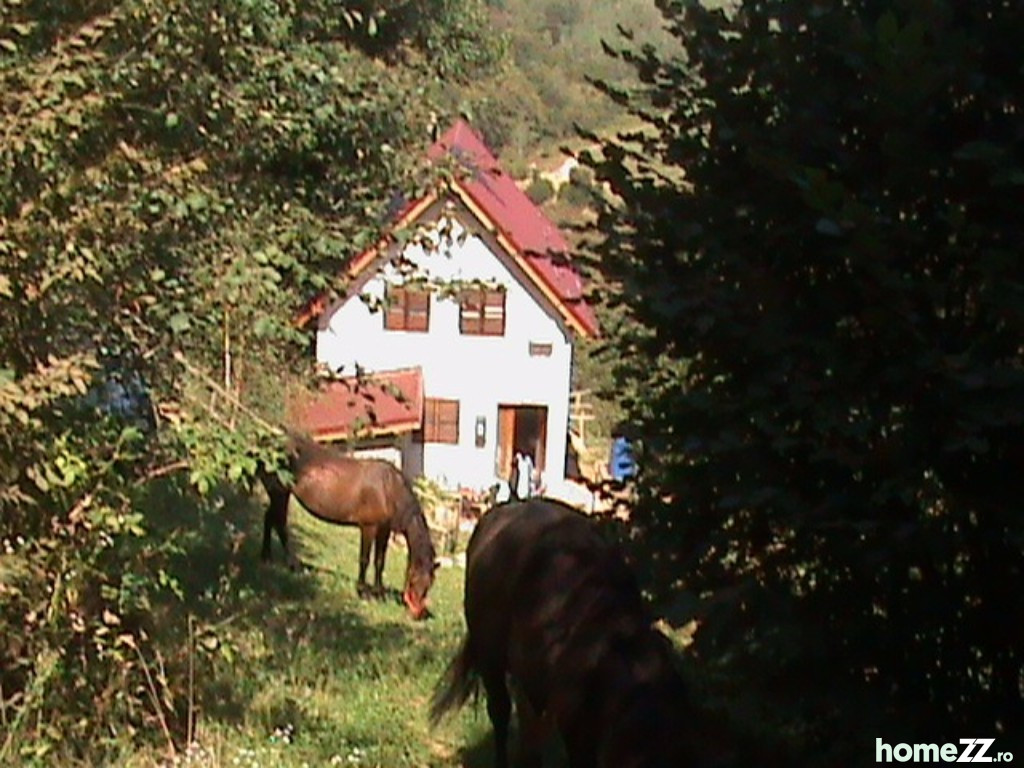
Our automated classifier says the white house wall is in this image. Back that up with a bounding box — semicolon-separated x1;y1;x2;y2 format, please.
316;216;573;494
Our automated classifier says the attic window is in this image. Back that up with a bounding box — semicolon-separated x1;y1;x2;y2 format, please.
460;287;506;336
529;342;553;357
384;285;430;332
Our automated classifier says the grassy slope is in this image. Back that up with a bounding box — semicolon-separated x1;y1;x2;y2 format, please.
122;492;495;768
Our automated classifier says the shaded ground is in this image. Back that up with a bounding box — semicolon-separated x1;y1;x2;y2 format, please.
120;486;500;768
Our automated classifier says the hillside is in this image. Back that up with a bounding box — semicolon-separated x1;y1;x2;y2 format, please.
433;0;680;171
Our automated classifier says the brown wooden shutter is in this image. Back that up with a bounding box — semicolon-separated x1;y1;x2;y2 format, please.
384;286;406;330
424;398;459;444
482;289;506;335
384;286;430;332
406;288;430;332
461;287;505;336
459;289;483;335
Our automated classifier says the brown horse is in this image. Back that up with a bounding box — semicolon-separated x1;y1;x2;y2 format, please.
260;433;436;620
431;499;736;767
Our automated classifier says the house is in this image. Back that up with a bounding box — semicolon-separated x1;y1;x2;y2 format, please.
298;120;598;498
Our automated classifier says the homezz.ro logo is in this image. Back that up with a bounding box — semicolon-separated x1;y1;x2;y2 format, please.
876;738;1013;763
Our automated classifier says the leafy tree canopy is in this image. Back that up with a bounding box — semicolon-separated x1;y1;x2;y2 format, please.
0;0;499;759
589;0;1024;758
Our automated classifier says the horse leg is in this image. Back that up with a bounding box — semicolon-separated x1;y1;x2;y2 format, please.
562;723;599;768
481;669;512;768
511;685;547;768
263;488;297;570
356;525;375;599
372;523;390;599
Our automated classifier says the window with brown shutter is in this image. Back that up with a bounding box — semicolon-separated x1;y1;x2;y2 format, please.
460;287;505;336
423;398;459;444
384;285;430;332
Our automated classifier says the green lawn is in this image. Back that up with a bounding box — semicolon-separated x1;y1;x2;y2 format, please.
123;494;497;768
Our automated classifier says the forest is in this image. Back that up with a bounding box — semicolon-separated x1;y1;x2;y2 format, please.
1;0;1022;765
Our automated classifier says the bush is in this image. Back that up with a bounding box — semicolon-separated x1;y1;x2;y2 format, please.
0;426;200;764
525;176;556;205
590;0;1024;759
558;167;596;208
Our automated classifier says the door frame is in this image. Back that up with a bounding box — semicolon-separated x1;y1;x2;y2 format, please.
496;404;548;480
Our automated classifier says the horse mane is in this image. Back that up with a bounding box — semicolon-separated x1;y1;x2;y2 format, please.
389;471;436;572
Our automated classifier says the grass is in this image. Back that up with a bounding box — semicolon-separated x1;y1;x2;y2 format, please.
120;491;499;768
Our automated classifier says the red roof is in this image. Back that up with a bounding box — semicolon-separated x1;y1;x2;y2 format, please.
429;120;599;337
291;368;423;441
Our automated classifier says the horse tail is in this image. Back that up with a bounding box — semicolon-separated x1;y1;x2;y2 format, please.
429;636;479;726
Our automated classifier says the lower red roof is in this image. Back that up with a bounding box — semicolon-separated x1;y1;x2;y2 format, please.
290;368;423;441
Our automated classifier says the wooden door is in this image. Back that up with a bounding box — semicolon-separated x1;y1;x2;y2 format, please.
496;405;548;479
497;406;517;479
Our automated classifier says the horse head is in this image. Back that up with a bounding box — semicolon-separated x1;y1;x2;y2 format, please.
403;558;439;620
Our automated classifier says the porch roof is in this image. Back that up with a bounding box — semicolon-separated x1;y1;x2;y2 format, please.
291;367;423;442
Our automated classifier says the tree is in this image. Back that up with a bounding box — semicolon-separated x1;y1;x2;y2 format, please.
0;0;500;760
588;0;1024;759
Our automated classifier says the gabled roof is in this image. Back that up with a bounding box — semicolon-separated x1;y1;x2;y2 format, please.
302;120;598;337
428;120;598;337
290;368;423;442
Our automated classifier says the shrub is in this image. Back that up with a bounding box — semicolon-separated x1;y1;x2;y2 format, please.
558;168;596;208
525;176;556;205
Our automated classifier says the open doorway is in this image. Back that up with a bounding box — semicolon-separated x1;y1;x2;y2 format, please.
496;405;548;480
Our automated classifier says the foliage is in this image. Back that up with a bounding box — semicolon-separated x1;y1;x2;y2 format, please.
557;166;597;208
413;474;460;519
588;0;1024;760
116;489;482;768
338;0;507;80
475;0;680;160
525;176;556;206
0;0;500;761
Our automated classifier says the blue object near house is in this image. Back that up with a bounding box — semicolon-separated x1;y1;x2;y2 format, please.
609;436;637;481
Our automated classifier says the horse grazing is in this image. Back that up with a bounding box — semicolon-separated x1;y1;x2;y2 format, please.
431;499;735;767
260;433;436;620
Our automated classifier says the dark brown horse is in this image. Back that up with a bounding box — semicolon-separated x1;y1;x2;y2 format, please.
431;499;736;767
260;433;436;620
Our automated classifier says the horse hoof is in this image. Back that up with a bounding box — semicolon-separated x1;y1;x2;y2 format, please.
356;583;372;599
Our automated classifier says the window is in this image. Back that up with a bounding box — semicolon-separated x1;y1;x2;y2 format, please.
423;398;459;444
528;341;553;357
384;285;430;332
460;287;506;336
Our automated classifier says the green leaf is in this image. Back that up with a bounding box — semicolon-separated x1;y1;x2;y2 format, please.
168;313;191;333
876;11;898;46
165;112;180;129
0;39;17;53
185;192;208;211
953;141;1005;162
119;425;144;444
253;316;276;337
